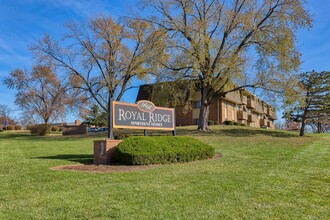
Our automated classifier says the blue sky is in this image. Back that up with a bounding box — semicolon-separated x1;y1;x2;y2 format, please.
0;0;329;122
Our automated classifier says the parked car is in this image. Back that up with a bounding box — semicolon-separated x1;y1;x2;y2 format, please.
88;127;97;132
99;127;108;132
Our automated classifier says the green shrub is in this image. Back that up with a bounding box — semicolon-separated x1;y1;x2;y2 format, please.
7;125;15;130
224;120;234;125
30;124;51;136
26;125;33;130
15;125;22;130
115;136;215;165
114;133;130;140
51;126;59;132
234;122;241;126
241;123;247;126
208;120;215;126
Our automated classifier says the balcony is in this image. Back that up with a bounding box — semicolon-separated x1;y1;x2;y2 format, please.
263;105;268;114
237;111;248;120
255;102;263;113
247;99;256;109
260;119;268;127
225;92;241;104
248;114;256;122
267;109;278;120
241;96;247;104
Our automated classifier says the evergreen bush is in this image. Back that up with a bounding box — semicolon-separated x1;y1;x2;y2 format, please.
115;136;215;165
224;120;234;125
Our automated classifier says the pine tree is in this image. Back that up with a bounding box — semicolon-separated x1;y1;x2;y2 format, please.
286;71;330;136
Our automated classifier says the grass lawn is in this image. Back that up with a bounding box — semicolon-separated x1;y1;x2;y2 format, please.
0;126;329;219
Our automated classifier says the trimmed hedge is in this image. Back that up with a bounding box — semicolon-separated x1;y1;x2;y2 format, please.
114;133;130;140
115;136;215;165
30;124;51;136
224;120;234;125
51;126;60;132
7;125;15;130
15;125;22;130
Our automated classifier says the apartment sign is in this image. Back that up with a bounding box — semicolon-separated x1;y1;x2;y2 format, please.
113;100;175;130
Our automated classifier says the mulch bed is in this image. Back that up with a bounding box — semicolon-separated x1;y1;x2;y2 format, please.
51;153;222;173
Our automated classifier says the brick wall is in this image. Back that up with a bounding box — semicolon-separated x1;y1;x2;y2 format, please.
208;101;219;123
94;139;122;165
175;105;193;126
62;125;87;135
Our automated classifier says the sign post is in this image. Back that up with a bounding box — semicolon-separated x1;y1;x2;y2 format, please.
107;97;113;140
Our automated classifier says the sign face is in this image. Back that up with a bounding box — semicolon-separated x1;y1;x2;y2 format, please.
113;100;175;130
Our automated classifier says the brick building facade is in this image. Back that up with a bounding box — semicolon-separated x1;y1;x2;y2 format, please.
136;84;277;129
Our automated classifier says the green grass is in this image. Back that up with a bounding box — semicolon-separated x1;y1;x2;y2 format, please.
0;126;329;219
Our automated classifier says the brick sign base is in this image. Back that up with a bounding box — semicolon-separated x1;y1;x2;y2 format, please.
93;139;122;165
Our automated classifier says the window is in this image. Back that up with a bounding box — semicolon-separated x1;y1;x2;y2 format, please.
238;105;241;111
193;101;201;108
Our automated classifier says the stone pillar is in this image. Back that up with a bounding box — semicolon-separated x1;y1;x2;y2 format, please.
93;139;122;165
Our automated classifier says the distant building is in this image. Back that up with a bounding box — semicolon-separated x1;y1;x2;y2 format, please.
136;84;277;129
285;121;301;131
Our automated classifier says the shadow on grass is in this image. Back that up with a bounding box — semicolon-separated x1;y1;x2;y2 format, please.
1;126;300;140
34;154;94;164
219;128;298;137
0;132;32;139
178;127;299;138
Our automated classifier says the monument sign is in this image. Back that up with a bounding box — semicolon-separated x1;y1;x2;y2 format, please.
113;100;175;131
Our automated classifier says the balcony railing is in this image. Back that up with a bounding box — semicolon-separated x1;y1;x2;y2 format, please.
237;111;248;120
247;99;256;108
225;92;241;104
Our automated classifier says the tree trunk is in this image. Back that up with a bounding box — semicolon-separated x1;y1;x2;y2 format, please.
198;103;210;130
300;119;306;136
317;122;321;133
197;85;210;131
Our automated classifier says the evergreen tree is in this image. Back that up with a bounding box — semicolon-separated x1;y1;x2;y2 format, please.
83;104;107;127
285;71;330;136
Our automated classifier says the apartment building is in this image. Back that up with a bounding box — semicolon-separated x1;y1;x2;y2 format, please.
136;84;277;129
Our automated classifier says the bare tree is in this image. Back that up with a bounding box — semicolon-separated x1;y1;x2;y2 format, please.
3;65;68;124
138;0;312;130
0;104;12;118
31;15;165;138
0;104;16;129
